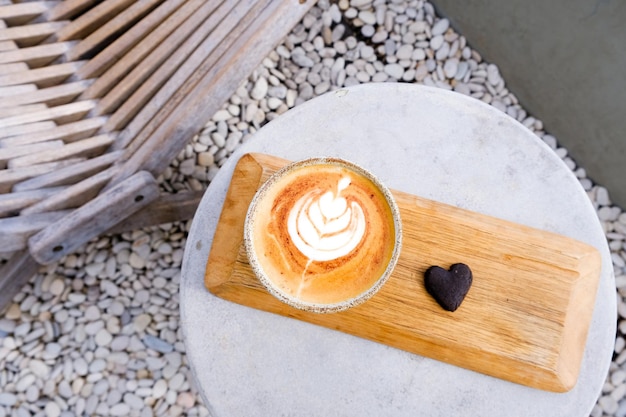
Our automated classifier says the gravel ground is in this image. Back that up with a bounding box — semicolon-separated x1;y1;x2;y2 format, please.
1;0;625;416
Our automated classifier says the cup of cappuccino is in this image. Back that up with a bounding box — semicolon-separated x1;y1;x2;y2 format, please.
244;157;402;313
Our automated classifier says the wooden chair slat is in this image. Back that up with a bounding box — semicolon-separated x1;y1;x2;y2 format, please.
0;80;91;107
0;99;95;128
29;171;159;264
0;139;63;168
0;62;27;75
0;2;58;26
0;103;48;118
0;40;16;52
0;211;68;232
80;0;206;101
0;116;105;147
0;158;84;193
0;209;71;251
46;0;99;22
0;250;40;310
0;83;37;98
106;189;203;235
0;120;57;139
0;41;76;67
0;61;84;88
0;21;67;46
75;0;187;80
12;149;122;192
97;0;228;127
53;0;138;42
8;134;113;169
0;186;66;217
66;0;163;62
20;165;116;214
108;0;248;146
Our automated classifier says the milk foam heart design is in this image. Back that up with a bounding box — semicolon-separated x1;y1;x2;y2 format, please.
424;263;473;312
287;176;366;262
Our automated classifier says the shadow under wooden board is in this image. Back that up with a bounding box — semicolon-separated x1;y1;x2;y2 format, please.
204;153;602;393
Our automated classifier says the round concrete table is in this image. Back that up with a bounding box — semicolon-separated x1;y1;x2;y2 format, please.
181;84;615;416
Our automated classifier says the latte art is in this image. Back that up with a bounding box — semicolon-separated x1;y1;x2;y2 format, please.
288;177;366;262
245;157;401;312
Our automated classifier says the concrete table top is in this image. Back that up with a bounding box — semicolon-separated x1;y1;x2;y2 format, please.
180;83;615;416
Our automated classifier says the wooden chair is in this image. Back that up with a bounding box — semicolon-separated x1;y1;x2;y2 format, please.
0;0;316;309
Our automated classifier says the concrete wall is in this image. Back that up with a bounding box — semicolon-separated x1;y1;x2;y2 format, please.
432;0;626;208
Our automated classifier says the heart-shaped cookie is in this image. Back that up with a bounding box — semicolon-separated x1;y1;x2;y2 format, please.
424;263;473;312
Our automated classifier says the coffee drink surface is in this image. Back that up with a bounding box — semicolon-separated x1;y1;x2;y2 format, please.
245;158;400;311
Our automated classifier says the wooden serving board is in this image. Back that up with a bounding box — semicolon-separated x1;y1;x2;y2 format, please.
204;153;602;393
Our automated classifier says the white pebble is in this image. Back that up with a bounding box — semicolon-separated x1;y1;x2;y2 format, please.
133;314;151;332
0;319;15;333
487;64;501;85
129;253;146;269
443;58;459;79
74;358;89;376
176;392;195;408
0;393;17;407
612;383;626;401
224;132;239;151
435;42;450;60
383;63;404;79
16;373;36;392
599;206;619;221
29;359;50;379
124;393;144;410
25;385;39;403
599;395;618;414
44;402;61;417
89;358;107;373
84;305;100;321
591;404;603;417
412;48;426;61
211;109;231;122
612;369;626;385
153;379;168;398
542;134;557;149
454;61;469;80
20;295;36;312
178;158;195;176
250;77;268;100
168;373;185;391
85;263;104;277
197;152;214;167
45;342;62;358
358;10;376;25
267;97;282;110
85;320;104;336
49;278;65;296
111;335;130;351
395;44;413;60
292;52;314;68
430;35;444;51
109;403;131;417
108;301;124;316
350;0;372;8
596;186;612;206
431;18;450;36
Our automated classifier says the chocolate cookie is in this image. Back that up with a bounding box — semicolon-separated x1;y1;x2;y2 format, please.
424;263;472;312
